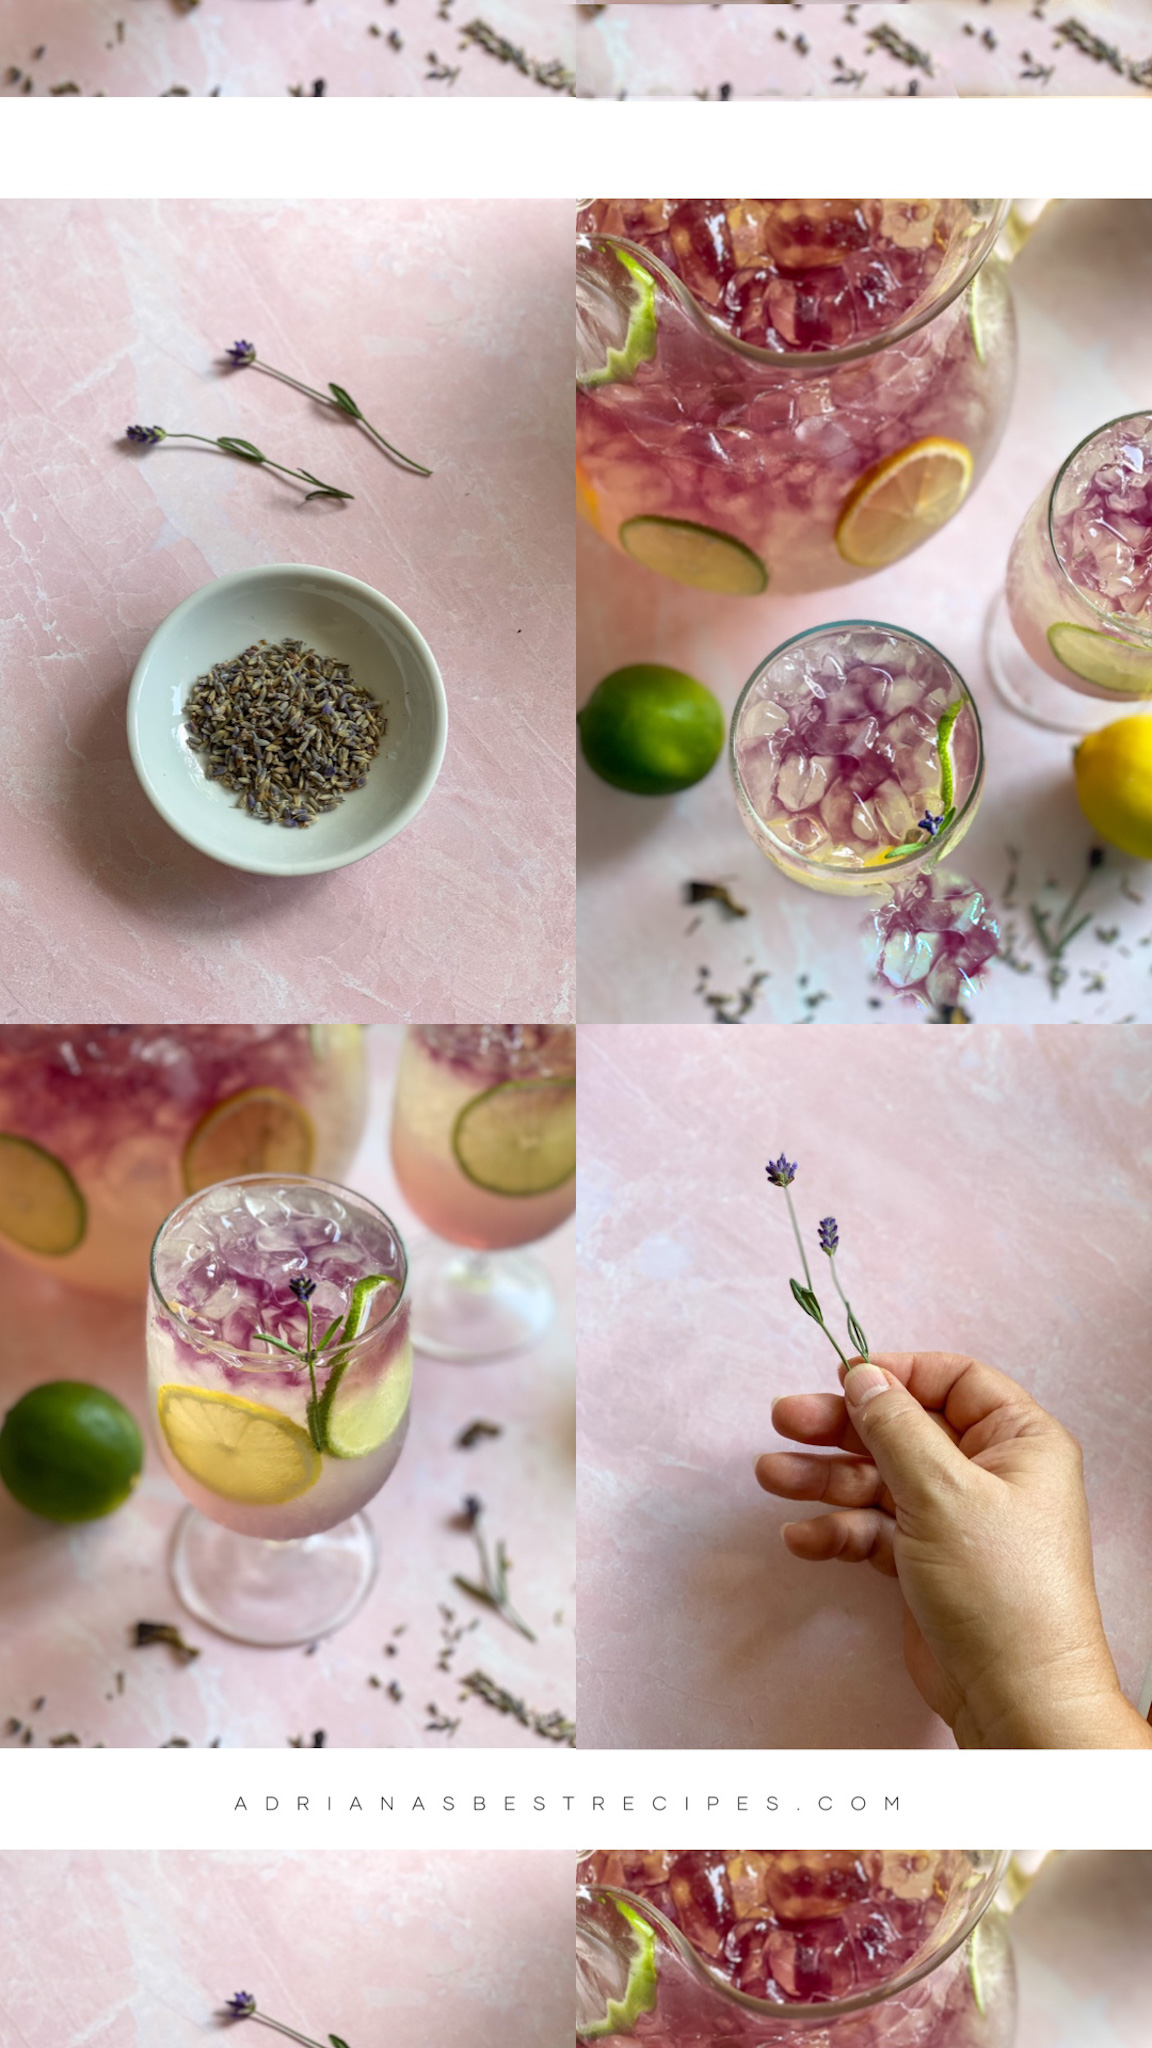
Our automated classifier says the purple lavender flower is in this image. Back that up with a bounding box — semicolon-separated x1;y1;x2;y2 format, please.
226;340;257;366
289;1274;317;1303
918;811;944;837
126;424;165;444
817;1216;838;1255
225;1993;257;2018
765;1155;797;1188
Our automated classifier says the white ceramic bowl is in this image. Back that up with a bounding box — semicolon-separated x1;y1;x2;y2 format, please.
127;564;448;876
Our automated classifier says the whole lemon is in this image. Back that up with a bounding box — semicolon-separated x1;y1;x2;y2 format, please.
1073;716;1152;859
0;1381;143;1522
578;664;725;796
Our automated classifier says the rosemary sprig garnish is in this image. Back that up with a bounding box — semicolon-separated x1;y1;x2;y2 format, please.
452;1497;536;1641
224;342;432;476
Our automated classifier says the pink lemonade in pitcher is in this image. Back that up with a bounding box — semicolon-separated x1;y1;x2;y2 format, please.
577;1850;1015;2047
576;200;1015;595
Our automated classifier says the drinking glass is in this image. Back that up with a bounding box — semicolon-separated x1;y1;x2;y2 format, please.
577;200;1015;596
0;1025;367;1298
731;622;984;896
987;410;1152;732
577;1851;1015;2047
390;1026;576;1360
148;1172;410;1646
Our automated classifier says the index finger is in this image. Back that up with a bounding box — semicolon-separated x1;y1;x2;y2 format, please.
772;1392;866;1457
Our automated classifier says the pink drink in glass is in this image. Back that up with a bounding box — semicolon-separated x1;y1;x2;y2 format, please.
0;1026;366;1298
731;624;983;895
576;200;1015;594
577;1851;1015;2048
1003;412;1152;700
148;1176;410;1541
391;1026;576;1251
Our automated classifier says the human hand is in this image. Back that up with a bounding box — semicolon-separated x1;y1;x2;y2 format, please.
755;1351;1152;1750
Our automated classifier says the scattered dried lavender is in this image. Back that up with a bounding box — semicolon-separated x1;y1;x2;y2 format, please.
456;1418;502;1449
458;18;574;91
460;1669;575;1745
132;1620;200;1664
452;1498;536;1641
683;879;748;921
183;639;384;829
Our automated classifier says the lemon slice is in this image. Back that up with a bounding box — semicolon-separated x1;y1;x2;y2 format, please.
1048;621;1152;695
619;516;769;595
582;1901;658;2040
576;461;600;533
452;1078;576;1197
0;1135;86;1255
966;1913;1003;2018
182;1088;315;1193
578;249;658;389
836;437;974;568
312;1273;407;1459
157;1384;321;1505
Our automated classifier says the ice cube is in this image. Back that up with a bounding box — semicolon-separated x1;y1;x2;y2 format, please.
884;707;935;749
764;199;870;273
740;697;790;744
763;1852;870;1925
893;739;941;802
821;780;881;847
766;1926;855;2001
776;750;831;812
880;929;938;990
855;665;895;716
878;1853;941;1904
872;779;917;844
777;812;829;854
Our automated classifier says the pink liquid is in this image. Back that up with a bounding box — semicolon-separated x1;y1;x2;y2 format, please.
732;626;981;893
0;1026;366;1297
148;1178;410;1539
1005;413;1152;695
577;199;1015;593
578;1851;1014;2048
390;1026;576;1250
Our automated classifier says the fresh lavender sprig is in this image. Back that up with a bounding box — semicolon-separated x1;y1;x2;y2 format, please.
766;1158;871;1368
124;424;352;501
223;341;432;477
255;1267;395;1450
817;1216;870;1362
222;1991;349;2048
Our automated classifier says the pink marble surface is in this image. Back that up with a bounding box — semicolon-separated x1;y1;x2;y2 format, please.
576;0;1152;97
1011;1851;1152;2048
0;0;575;97
0;199;574;1024
577;200;1152;1025
576;1023;1152;1749
0;1027;575;1749
0;1849;572;2047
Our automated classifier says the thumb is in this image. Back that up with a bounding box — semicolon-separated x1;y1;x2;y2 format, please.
843;1363;967;1524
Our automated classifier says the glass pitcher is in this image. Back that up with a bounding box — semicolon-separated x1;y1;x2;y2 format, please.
576;1851;1015;2047
576;200;1017;597
0;1025;367;1298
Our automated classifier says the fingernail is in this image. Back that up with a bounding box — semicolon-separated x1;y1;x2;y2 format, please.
843;1362;890;1408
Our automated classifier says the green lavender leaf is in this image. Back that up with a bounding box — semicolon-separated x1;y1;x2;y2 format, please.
328;383;364;420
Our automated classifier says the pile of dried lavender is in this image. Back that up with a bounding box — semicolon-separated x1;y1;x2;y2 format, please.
184;638;383;828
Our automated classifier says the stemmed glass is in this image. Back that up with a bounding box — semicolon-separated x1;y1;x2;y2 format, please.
390;1026;576;1361
148;1172;410;1646
986;410;1152;732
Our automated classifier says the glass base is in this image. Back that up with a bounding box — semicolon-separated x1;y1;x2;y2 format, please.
169;1505;378;1647
408;1239;555;1361
985;588;1146;734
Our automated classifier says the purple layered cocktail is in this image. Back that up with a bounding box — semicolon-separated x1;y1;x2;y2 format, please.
148;1175;410;1642
577;1851;1015;2047
577;200;1015;595
731;624;983;895
390;1025;575;1361
0;1026;366;1298
991;412;1152;728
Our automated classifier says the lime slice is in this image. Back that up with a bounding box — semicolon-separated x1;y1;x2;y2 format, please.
182;1087;315;1192
451;1078;576;1197
966;265;997;366
157;1384;321;1505
835;437;974;569
312;1273;406;1459
0;1135;86;1255
966;1913;1002;2018
619;516;768;595
578;249;658;389
1048;621;1152;694
583;1901;658;2040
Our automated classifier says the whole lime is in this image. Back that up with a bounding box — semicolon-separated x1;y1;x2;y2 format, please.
578;664;725;796
0;1381;143;1522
